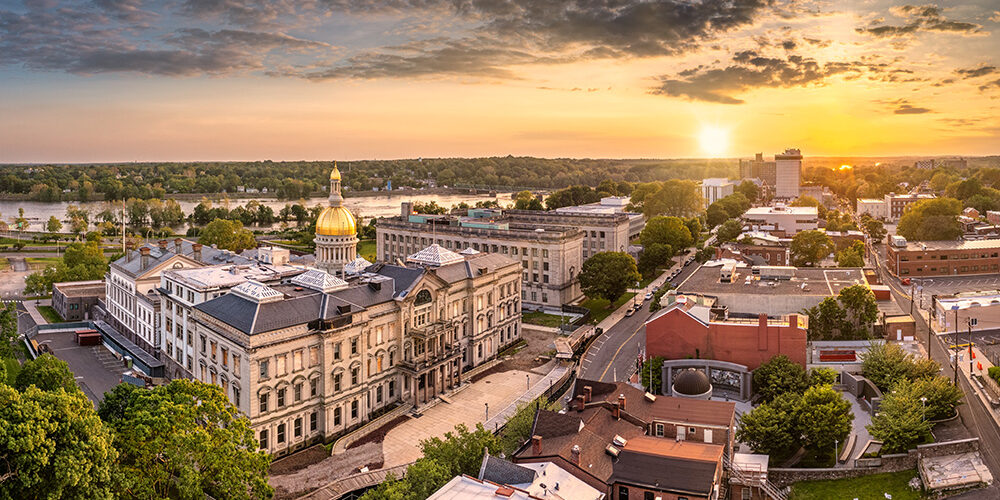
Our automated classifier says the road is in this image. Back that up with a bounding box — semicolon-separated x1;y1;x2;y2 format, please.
874;244;1000;496
580;254;702;383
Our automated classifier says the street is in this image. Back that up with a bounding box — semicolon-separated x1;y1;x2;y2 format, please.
579;254;702;383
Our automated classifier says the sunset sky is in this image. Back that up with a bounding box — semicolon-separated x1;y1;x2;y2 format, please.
1;0;998;162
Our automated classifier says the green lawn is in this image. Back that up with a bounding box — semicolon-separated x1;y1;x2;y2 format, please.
0;258;8;271
36;305;64;324
791;470;925;500
581;292;636;324
357;239;376;262
522;311;570;328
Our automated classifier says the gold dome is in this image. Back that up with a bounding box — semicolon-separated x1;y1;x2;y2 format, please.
316;206;356;236
330;164;341;181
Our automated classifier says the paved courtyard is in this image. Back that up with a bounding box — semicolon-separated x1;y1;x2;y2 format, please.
381;367;550;468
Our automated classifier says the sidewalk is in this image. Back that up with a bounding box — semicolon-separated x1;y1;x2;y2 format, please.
957;345;1000;428
594;250;693;333
21;298;50;325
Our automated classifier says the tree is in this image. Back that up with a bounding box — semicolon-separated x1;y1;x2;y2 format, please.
0;302;22;361
420;423;501;479
46;215;63;234
684;217;703;240
640;180;703;217
640;216;693;251
802;297;850;340
638;243;672;279
198;218;257;253
0;385;118;499
790;230;833;267
545;185;600;210
706;203;728;228
513;190;542;210
867;383;933;454
839;285;878;332
100;379;272;500
735;180;760;203
836;246;864;267
715;219;743;243
753;355;808;403
578;252;641;306
808;367;839;387
412;201;447;214
897;198;962;241
909;376;962;421
715;192;751;219
795;385;853;451
640;356;666;394
790;195;827;218
860;342;941;392
15;354;78;393
736;401;797;457
860;214;887;242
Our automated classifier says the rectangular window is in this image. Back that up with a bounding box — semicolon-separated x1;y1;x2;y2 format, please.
259;360;269;380
259;430;268;450
334;373;342;392
655;423;664;437
351;367;359;386
200;335;206;353
293;350;303;371
277;388;286;407
233;355;240;374
277;424;285;444
644;493;654;500
221;347;228;368
309;346;319;367
351;337;358;355
232;387;240;406
334;342;342;360
618;486;629;500
334;407;342;426
376;385;383;403
351;400;359;419
310;412;318;432
310;378;318;397
389;380;395;398
259;393;268;413
294;418;302;438
294;383;302;402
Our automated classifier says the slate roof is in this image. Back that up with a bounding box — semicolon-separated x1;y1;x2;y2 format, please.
610;437;721;496
112;239;250;278
196;285;323;335
478;450;536;486
572;378;736;427
434;253;518;283
366;263;424;298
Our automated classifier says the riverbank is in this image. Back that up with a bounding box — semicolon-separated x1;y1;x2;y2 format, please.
0;186;508;203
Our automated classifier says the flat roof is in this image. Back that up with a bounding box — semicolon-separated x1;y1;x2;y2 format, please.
165;264;302;290
895;239;1000;252
678;265;866;297
624;436;723;462
745;206;818;216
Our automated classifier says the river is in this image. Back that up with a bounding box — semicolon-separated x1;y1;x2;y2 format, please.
0;191;513;233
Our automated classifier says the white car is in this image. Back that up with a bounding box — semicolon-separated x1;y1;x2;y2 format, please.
644;292;653;300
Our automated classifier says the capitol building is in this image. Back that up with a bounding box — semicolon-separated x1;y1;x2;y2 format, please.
103;163;523;455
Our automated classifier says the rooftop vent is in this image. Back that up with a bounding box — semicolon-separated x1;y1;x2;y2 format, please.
605;445;620;458
612;435;627;448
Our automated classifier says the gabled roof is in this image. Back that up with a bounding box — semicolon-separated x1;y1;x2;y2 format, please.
479;450;536;486
368;263;425;298
572;378;736;428
407;243;465;267
610;438;721;496
112;239;250;278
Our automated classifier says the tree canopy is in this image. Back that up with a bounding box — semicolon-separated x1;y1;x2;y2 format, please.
790;230;833;267
15;354;78;393
198;218;257;253
631;179;703;217
640;216;693;251
578;252;641;306
897;198;962;241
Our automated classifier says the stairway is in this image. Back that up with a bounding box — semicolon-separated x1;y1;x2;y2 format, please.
723;454;789;500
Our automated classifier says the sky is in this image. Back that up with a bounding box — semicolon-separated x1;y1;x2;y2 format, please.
1;0;998;162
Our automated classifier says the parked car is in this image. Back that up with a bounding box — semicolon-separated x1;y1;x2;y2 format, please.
644;292;653;300
625;307;635;317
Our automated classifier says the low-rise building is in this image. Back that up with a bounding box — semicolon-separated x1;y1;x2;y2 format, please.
932;292;1000;335
742;205;818;237
190;245;521;455
885;238;1000;278
645;298;808;369
701;178;736;206
52;280;105;321
857;198;888;219
885;193;936;221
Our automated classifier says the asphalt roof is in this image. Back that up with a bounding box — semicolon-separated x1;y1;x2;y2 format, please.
478;451;536;486
112;239;250;278
610;443;720;496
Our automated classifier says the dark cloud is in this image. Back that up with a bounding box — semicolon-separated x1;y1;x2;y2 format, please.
93;0;158;24
879;98;933;114
955;64;997;79
980;79;1000;91
649;51;919;104
856;4;982;38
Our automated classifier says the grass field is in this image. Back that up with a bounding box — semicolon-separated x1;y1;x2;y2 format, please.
790;470;925;500
522;311;570;328
25;257;62;270
36;305;64;324
581;292;636;324
357;239;376;262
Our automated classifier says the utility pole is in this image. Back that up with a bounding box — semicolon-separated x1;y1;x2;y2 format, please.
968;317;977;377
954;307;960;387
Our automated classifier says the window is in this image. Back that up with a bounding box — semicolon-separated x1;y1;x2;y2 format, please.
389;380;395;398
259;430;268;450
742;489;752;500
277;388;286;407
309;346;319;366
655;423;664;437
277;424;286;444
415;289;432;306
259;360;269;380
232;386;240;406
294;383;302;402
334;342;342;360
258;393;268;413
294;350;303;371
222;347;228;368
618;486;629;500
351;337;358;355
351;400;359;419
334;407;342;426
351;367;359;385
233;355;240;373
200;335;206;353
294;418;302;438
310;378;318;397
334;373;342;392
376;385;383;403
644;493;654;500
310;412;318;432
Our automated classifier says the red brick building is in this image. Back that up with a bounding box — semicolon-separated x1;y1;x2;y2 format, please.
885;239;1000;278
645;303;807;370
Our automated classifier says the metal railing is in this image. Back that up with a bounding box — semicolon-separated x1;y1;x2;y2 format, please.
724;454;788;500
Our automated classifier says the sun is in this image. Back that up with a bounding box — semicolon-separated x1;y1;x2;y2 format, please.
698;125;730;158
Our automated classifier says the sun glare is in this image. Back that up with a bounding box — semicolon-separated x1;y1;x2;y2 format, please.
698;126;729;158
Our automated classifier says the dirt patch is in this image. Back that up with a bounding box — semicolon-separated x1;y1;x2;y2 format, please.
270;444;330;476
504;325;559;371
269;441;384;499
348;415;411;450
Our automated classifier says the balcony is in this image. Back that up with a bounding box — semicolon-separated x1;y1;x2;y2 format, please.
398;344;460;373
409;320;454;339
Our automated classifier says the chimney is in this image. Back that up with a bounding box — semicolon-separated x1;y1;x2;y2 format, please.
401;202;413;218
575;395;585;412
174;238;182;253
758;313;768;351
531;435;542;455
570;445;581;465
583;386;592;403
125;242;134;262
618;393;626;411
612;402;621;420
158;239;167;251
192;243;202;262
140;246;150;269
789;314;798;329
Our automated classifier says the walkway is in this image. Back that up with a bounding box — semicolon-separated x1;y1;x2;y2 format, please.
21;298;50;325
841;392;873;467
381;363;567;468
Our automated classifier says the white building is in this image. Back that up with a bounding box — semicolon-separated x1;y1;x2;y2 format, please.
774;148;802;199
857;198;888;219
742;205;818;237
701;178;736;206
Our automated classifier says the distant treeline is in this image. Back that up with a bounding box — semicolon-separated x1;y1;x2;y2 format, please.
0;157;737;202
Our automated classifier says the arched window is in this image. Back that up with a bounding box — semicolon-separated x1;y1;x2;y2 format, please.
415;289;432;306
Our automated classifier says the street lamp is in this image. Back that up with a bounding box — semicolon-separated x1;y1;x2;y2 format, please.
920;396;927;420
952;305;960;387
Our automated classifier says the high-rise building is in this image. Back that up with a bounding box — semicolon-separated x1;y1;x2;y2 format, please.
774;148;802;199
738;153;776;188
